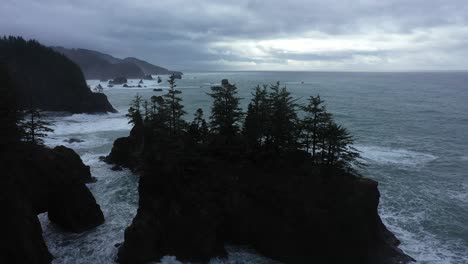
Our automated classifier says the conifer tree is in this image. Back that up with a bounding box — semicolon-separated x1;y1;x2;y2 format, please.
126;94;143;125
208;79;243;138
267;82;298;151
142;100;150;122
149;95;168;129
301;95;326;158
243;85;269;148
189;108;209;144
21;106;53;145
163;74;186;135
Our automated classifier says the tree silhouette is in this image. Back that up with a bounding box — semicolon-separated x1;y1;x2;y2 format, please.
243;85;269;149
21;106;53;145
208;79;243;138
126;94;143;125
163;74;186;135
300;95;326;158
188;108;209;144
267;82;298;151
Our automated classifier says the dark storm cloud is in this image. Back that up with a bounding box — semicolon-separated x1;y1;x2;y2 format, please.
1;0;468;70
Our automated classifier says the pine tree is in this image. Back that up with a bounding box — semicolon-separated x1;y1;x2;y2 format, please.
208;79;243;138
21;106;53;145
142;100;150;122
188;108;209;144
243;85;269;148
267;82;298;151
163;74;186;135
126;94;143;125
149;95;169;129
300;95;326;158
319;118;360;169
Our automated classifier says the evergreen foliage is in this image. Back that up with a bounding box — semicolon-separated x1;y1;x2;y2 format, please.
125;78;361;172
163;74;186;135
126;94;143;125
300;95;326;158
188;108;209;144
243;85;269;149
20;106;54;145
0;36;115;113
207;79;243;138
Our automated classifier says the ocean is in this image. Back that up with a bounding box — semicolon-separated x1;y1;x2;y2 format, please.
40;71;468;263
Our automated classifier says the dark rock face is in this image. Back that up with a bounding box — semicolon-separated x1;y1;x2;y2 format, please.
115;148;413;264
143;74;154;80
105;119;144;171
109;77;128;85
0;144;105;263
0;191;53;264
0;37;116;113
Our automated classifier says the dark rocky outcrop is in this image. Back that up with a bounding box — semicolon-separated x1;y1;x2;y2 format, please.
109;77;128;85
0;37;116;113
109;125;413;264
105;118;144;171
0;144;105;263
52;47;182;80
143;74;154;80
1;191;53;264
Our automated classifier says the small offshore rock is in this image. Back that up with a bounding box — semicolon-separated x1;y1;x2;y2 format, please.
64;138;84;144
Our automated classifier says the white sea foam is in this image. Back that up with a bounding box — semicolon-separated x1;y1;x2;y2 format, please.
379;206;468;264
48;113;131;136
152;246;281;264
44;134;111;149
356;145;437;166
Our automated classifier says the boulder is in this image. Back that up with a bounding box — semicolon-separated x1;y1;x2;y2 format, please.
109;77;128;85
64;138;84;144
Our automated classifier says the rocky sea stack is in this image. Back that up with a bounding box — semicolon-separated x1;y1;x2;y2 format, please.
110;132;413;264
0;36;116;113
107;79;414;264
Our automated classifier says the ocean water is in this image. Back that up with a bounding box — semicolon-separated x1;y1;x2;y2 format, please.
40;71;468;263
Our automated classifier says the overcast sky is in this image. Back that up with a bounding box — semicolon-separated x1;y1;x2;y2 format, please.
1;0;468;71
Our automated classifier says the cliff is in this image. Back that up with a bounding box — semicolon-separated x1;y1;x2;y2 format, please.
0;36;116;113
0;144;105;264
53;47;182;80
108;125;414;264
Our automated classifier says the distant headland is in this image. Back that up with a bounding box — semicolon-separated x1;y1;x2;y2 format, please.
52;47;183;80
